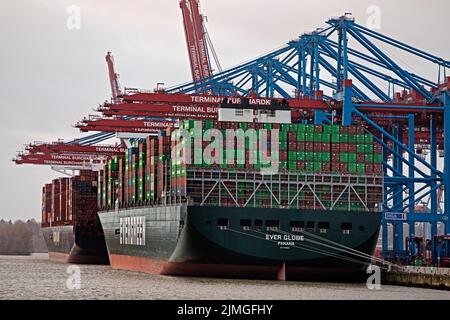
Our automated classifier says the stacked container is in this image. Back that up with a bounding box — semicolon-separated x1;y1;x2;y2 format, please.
42;171;99;228
97;120;384;212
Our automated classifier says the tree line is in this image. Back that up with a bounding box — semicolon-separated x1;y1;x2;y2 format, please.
0;219;47;255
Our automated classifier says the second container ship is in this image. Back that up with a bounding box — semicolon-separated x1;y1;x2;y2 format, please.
41;170;109;264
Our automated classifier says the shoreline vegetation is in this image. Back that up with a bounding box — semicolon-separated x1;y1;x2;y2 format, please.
0;219;47;255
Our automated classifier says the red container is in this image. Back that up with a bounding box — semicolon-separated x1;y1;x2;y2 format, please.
339;163;348;173
288;132;297;140
322;163;331;172
339;143;349;152
288;142;297;151
348;126;357;134
356;154;365;163
331;143;340;153
322;143;331;152
297;142;305;151
331;163;340;172
348;144;357;152
374;164;382;175
313;143;322;152
297;161;305;170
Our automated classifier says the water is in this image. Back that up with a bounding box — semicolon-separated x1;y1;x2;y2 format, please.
0;254;448;300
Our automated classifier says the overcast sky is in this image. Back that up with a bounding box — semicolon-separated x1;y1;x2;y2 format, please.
0;0;448;221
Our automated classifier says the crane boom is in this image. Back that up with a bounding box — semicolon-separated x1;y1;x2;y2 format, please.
106;52;122;103
180;0;212;82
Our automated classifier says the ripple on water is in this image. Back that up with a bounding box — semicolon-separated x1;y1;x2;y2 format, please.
0;254;449;300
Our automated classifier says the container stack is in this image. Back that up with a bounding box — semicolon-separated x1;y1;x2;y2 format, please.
70;171;98;228
137;141;147;203
51;179;61;223
42;171;99;228
145;136;158;203
41;184;52;227
98;120;384;212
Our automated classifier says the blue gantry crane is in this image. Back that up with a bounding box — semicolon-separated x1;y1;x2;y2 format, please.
161;14;449;265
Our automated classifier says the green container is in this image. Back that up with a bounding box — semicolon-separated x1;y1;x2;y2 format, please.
356;134;366;144
289;124;298;131
356;164;365;175
331;134;340;143
288;161;297;171
239;122;248;130
297;132;305;141
373;154;383;163
288;151;297;161
305;162;314;172
366;144;374;153
279;141;288;151
322;134;331;143
348;153;357;163
331;125;340;134
348;163;357;173
297;124;306;132
305;124;315;133
314;133;323;143
279;161;287;170
281;124;290;131
365;134;373;143
297;152;306;161
339;134;348;143
322;125;332;134
264;123;273;130
348;134;357;143
357;144;366;153
279;131;288;140
314;152;322;162
305;152;314;161
322;152;331;162
340;153;348;163
205;120;214;129
365;154;374;163
305;133;315;142
314;162;323;172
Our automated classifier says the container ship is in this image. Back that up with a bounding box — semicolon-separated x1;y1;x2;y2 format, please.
98;102;384;280
41;170;109;264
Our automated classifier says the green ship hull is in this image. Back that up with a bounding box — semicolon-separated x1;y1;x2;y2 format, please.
99;205;381;281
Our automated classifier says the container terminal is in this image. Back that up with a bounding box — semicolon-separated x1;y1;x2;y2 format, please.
12;1;450;284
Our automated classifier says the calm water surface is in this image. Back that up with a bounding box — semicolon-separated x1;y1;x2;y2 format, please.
0;254;448;300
